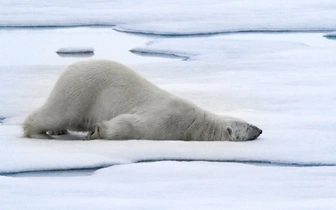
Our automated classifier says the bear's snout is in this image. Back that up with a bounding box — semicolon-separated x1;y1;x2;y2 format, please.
250;126;262;140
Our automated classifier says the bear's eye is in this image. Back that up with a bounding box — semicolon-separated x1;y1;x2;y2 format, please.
226;127;232;136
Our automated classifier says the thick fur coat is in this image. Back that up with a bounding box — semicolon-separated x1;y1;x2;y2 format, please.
23;60;262;141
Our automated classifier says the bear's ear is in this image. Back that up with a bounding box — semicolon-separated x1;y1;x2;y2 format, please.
226;126;232;136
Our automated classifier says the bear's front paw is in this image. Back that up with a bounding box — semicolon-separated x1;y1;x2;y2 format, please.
86;125;102;140
86;131;95;140
48;130;68;135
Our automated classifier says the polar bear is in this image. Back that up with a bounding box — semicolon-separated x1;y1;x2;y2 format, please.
23;60;262;141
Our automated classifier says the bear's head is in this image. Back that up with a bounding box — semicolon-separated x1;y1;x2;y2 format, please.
225;119;262;141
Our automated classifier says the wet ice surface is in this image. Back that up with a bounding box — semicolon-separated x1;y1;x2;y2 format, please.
1;1;336;209
56;47;94;55
324;31;336;39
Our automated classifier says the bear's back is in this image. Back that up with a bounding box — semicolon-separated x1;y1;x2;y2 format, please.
45;60;169;115
64;60;146;86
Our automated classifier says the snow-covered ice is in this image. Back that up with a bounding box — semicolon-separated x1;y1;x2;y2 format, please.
1;0;336;34
1;1;336;209
1;32;336;174
1;162;336;210
0;28;169;66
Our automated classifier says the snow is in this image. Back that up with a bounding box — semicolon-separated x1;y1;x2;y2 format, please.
1;125;335;175
1;162;336;210
1;1;336;209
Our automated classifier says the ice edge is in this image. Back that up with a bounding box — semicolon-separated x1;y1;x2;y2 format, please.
130;49;190;60
1;159;336;176
114;27;336;37
0;23;116;29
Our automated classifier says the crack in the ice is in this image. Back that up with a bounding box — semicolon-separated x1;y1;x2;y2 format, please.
1;159;335;177
130;49;191;61
136;159;336;167
0;24;116;29
115;28;336;37
323;34;336;40
0;165;113;176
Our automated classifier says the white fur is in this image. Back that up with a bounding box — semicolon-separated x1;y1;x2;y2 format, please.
23;60;262;141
